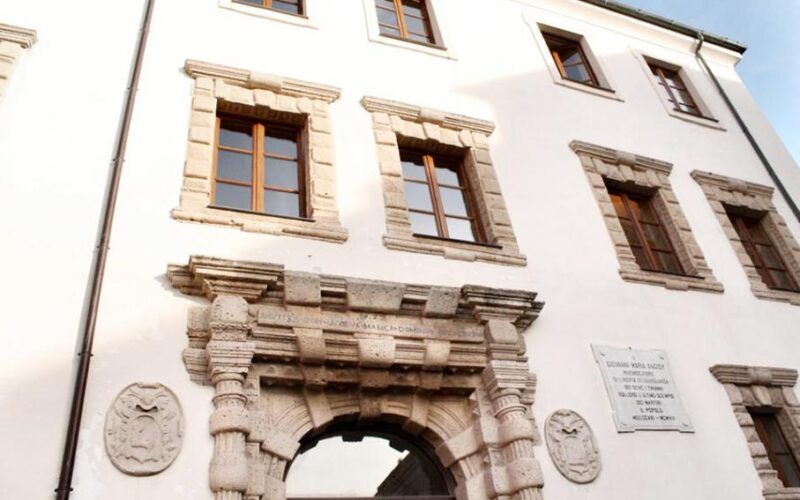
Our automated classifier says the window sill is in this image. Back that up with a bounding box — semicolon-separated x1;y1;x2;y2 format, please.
554;78;623;102
368;34;457;60
384;233;526;266
666;107;726;131
219;0;317;29
764;487;800;499
172;205;347;243
751;286;800;307
619;267;724;293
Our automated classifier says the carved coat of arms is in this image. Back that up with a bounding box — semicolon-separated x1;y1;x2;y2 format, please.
545;409;601;483
104;383;184;476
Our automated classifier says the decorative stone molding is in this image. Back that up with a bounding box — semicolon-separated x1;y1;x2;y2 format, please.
104;383;184;476
692;170;800;305
711;365;800;499
173;59;347;243
0;23;37;101
362;96;526;266
571;140;723;293
545;409;601;483
167;255;546;499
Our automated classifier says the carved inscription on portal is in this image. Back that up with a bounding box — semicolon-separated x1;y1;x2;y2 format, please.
257;305;484;341
592;345;693;432
104;382;184;476
545;409;600;483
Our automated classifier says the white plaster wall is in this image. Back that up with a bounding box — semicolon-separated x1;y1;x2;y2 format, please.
1;0;799;498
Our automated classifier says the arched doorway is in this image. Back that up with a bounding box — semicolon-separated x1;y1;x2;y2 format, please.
285;421;455;500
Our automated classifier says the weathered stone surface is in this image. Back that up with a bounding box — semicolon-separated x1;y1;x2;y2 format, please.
284;271;321;306
361;96;526;266
104;383;184;476
169;257;546;500
346;278;405;312
571;141;723;293
711;363;800;499
545;409;601;483
693;170;800;305
174;59;347;243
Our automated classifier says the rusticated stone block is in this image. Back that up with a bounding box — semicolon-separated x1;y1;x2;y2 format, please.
296;328;326;364
358;338;396;368
211;295;249;324
484;320;518;345
284;271;321;306
423;340;451;369
261;427;300;461
346;278;405;313
210;406;249;435
424;286;460;317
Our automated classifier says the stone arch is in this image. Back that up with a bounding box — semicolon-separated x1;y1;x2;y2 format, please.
166;257;546;500
253;386;476;499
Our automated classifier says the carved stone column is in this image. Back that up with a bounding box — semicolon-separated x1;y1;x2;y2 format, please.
462;285;544;500
482;321;543;500
207;295;256;500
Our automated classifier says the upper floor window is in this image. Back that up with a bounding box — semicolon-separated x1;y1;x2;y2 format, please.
213;116;305;219
233;0;304;15
648;63;702;117
727;210;799;292
543;33;599;87
749;410;800;488
375;0;436;45
608;186;684;276
401;149;481;243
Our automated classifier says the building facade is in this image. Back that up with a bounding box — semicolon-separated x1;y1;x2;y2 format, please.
2;0;800;499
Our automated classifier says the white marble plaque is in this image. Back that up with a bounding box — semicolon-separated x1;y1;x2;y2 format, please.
592;345;693;432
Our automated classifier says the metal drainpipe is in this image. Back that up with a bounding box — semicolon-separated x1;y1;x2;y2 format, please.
695;32;800;224
54;0;155;498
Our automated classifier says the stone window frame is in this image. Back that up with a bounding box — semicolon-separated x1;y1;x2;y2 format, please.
523;15;624;103
571;140;723;292
361;0;456;60
173;59;347;243
711;364;800;499
631;48;725;131
362;96;526;266
692;170;800;305
0;23;37;102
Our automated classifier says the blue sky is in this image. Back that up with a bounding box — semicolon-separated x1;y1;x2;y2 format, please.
621;0;800;166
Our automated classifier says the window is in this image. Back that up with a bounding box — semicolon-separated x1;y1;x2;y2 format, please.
375;0;435;44
175;59;347;243
571;141;723;293
692;170;800;305
401;149;481;243
543;33;598;86
711;364;800;498
648;63;701;116
213;116;305;219
750;411;800;488
607;186;684;275
233;0;303;15
362;96;527;266
727;210;799;292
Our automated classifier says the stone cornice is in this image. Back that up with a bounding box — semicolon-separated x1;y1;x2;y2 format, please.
570;140;673;174
361;96;495;134
167;256;283;301
184;59;341;103
0;23;37;48
691;170;774;198
710;364;798;387
167;255;543;331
